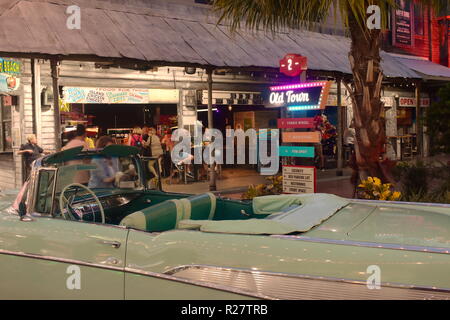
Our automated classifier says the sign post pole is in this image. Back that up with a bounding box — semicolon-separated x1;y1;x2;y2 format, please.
207;68;216;191
415;80;422;157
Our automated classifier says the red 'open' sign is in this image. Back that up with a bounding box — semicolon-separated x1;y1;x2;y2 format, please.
279;54;307;77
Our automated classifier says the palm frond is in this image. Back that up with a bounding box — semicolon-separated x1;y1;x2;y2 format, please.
213;0;443;34
213;0;334;33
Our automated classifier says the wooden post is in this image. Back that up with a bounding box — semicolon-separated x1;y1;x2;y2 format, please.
300;70;307;83
32;59;42;145
336;77;344;175
31;59;37;136
207;68;216;191
50;59;62;151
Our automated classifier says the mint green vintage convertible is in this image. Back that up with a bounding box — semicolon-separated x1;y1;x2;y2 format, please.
1;145;450;300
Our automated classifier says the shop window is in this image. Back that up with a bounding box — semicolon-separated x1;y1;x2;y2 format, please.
414;3;424;36
0;95;15;152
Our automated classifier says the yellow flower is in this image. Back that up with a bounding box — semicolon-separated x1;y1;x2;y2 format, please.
373;177;382;186
380;190;391;201
390;191;401;201
256;184;265;191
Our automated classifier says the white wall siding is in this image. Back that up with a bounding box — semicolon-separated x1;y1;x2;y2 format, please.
0;154;15;190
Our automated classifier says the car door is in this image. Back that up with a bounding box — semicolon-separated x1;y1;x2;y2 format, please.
123;229;257;300
0;212;129;299
0;167;129;300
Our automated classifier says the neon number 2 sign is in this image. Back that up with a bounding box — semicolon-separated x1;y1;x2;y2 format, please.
279;54;307;77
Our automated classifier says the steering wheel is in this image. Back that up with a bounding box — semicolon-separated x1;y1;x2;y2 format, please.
59;183;105;224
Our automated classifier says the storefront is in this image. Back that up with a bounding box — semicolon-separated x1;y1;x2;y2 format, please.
266;80;344;170
7;57;440;190
193;79;350;174
196;90;276;131
61;87;179;146
392;96;430;160
195;89;277;169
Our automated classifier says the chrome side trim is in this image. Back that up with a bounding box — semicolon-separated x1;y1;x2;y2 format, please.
0;249;269;299
0;249;124;272
352;199;450;208
124;267;272;300
50;168;59;217
3;247;450;299
271;235;450;255
165;264;450;300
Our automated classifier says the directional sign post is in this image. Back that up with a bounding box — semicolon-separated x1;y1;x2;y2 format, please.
282;165;316;194
277;118;315;129
279;146;315;158
282;132;321;143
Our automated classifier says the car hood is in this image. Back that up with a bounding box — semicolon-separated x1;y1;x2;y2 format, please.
346;200;450;248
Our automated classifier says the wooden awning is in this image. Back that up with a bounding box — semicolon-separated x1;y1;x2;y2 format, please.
0;0;444;79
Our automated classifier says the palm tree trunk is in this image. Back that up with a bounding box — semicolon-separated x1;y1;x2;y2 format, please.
346;8;387;182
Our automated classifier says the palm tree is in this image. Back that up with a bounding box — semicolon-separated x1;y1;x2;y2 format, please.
212;0;442;181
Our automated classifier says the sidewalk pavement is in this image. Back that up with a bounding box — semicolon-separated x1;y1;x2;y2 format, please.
162;167;355;199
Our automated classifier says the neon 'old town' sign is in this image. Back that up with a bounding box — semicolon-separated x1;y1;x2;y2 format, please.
268;81;331;111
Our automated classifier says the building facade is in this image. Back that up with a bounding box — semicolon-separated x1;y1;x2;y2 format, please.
0;0;449;190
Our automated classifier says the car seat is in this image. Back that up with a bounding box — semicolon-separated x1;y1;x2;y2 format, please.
119;192;216;232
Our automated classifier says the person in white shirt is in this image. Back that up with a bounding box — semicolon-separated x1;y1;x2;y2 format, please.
144;127;164;180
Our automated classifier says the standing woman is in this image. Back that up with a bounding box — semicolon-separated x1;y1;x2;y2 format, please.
160;129;174;177
128;126;143;149
144;127;163;180
18;134;46;180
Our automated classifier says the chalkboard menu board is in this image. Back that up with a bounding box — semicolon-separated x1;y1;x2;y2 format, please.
393;0;413;47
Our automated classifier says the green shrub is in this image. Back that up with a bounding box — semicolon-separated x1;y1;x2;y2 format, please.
242;175;283;200
394;161;428;198
425;83;450;154
396;161;450;204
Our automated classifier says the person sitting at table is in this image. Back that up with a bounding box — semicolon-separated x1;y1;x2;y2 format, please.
88;136;117;189
168;144;194;184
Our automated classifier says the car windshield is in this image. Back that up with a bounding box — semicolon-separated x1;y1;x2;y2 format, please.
55;154;144;191
33;153;153;216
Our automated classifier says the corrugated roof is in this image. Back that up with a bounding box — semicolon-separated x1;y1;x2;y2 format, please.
387;53;450;81
0;0;445;79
